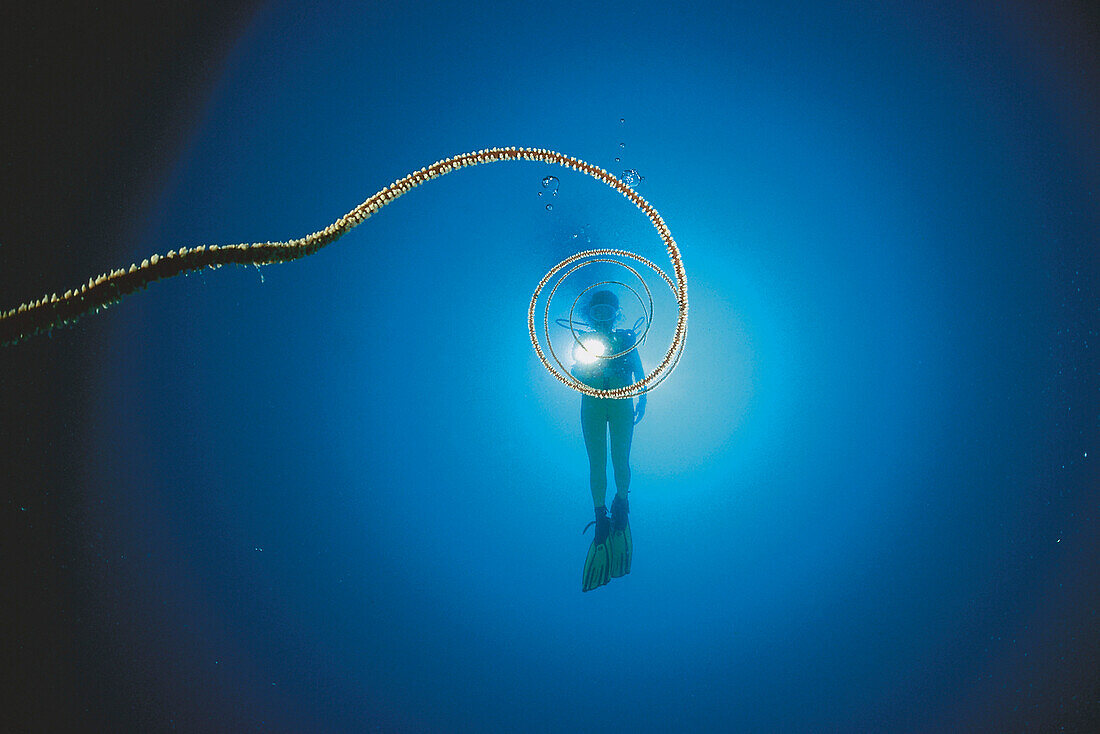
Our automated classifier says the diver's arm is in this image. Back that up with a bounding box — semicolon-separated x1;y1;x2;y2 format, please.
631;349;646;424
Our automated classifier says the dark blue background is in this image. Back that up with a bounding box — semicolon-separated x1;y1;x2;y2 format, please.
3;1;1096;731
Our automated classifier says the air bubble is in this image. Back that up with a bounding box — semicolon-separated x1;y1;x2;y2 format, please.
622;169;644;187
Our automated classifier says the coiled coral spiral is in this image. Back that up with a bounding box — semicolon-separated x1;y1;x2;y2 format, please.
0;148;687;397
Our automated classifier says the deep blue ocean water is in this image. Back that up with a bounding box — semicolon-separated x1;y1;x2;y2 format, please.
9;1;1095;731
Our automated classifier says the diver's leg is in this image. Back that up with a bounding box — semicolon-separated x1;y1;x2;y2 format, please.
608;398;635;499
607;399;634;578
580;396;609;509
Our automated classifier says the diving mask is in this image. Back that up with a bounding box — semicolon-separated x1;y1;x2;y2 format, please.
587;303;618;323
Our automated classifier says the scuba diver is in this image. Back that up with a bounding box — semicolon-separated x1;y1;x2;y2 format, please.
568;289;646;592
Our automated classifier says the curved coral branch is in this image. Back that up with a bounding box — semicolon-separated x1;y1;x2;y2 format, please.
0;147;687;396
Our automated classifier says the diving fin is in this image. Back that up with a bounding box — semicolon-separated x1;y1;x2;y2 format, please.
581;508;612;592
608;493;632;578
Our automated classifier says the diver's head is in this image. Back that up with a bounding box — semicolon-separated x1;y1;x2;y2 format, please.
585;289;620;330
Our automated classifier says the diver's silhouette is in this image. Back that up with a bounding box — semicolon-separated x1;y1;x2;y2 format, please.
570;289;644;591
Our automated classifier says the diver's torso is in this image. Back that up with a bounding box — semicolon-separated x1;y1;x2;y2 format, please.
572;329;635;391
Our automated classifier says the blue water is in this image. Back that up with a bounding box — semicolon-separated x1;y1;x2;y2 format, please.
79;1;1095;730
